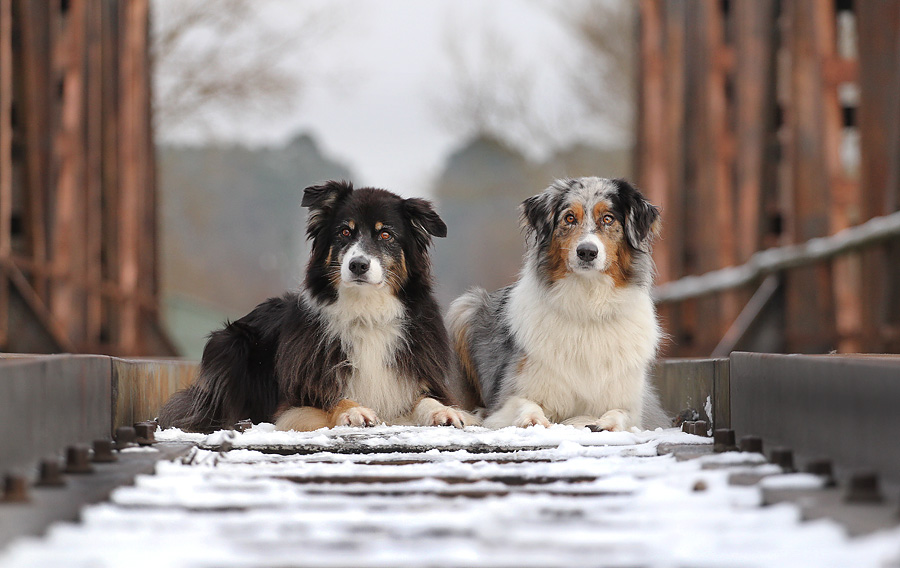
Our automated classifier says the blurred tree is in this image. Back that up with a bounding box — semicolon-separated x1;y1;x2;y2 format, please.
151;0;339;139
431;0;635;156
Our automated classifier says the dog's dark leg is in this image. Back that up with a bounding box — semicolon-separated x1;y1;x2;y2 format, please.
159;320;277;433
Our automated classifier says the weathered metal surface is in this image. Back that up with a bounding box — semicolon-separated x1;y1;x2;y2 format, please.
111;358;197;429
730;352;900;487
0;354;196;474
0;356;112;474
0;442;193;549
650;358;730;429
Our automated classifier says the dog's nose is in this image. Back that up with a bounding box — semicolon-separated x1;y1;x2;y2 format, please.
348;257;370;276
576;243;599;262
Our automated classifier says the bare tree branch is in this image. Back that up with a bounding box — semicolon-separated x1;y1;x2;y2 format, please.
151;0;343;139
430;0;636;154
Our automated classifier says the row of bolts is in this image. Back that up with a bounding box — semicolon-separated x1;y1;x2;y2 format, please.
681;420;886;504
1;419;888;506
1;421;159;504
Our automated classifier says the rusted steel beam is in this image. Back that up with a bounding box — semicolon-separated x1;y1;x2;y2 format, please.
17;1;50;301
731;352;900;487
0;259;76;352
0;0;12;347
118;0;150;355
653;209;900;302
734;0;777;264
856;1;900;352
84;0;103;347
785;0;836;353
51;0;89;347
637;0;670;283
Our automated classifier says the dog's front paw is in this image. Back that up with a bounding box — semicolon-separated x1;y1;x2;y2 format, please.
428;406;466;428
336;406;379;427
515;409;550;428
596;409;629;432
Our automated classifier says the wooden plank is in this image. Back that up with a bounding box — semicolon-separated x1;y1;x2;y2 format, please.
0;0;12;347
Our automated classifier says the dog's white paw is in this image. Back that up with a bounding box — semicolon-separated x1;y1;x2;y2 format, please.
336;406;378;427
595;409;629;432
428;406;466;428
515;409;551;428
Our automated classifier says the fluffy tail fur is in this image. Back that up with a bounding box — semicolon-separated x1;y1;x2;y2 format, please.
446;288;491;410
158;321;278;433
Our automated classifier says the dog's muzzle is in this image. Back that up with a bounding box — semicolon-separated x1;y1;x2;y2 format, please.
341;244;384;285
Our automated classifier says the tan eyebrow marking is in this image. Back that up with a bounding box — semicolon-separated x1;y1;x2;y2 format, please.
375;221;383;231
348;220;355;230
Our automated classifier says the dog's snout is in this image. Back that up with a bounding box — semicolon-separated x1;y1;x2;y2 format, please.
348;256;370;276
576;243;599;262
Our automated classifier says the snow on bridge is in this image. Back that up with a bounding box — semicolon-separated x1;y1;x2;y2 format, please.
2;424;899;567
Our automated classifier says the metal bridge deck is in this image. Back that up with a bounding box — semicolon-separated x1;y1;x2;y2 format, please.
2;425;899;568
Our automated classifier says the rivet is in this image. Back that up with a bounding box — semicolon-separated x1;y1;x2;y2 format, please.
714;429;737;452
739;436;763;454
845;471;883;503
92;440;117;463
770;448;795;472
133;423;156;446
64;445;94;474
115;426;137;450
691;421;709;437
804;459;836;487
2;475;30;503
35;459;66;487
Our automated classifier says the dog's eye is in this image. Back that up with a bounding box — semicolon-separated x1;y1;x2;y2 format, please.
564;213;577;225
601;214;615;225
379;231;392;241
340;228;351;237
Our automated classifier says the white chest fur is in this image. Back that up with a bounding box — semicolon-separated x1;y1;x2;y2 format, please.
320;286;416;420
506;272;660;422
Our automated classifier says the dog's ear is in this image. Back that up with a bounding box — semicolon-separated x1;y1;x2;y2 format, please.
404;198;447;248
614;179;660;250
302;180;353;238
520;190;556;240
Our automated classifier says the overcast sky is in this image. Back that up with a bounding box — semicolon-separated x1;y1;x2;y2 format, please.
155;0;620;198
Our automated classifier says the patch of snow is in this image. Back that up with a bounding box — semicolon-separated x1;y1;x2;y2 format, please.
1;425;897;568
759;473;827;491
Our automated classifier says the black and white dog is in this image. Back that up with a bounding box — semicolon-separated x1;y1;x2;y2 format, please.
160;180;474;433
448;177;669;431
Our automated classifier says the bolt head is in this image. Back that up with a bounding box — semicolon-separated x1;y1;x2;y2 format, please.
2;475;30;503
64;445;94;474
92;440;117;463
845;471;883;503
36;459;66;487
739;436;763;454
